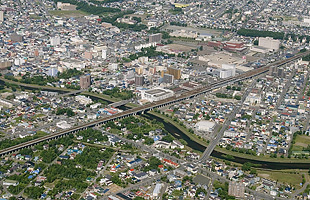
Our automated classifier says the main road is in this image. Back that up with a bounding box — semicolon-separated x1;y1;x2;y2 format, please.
0;52;307;157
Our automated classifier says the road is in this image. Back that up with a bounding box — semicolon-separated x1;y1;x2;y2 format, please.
262;69;296;155
200;76;259;161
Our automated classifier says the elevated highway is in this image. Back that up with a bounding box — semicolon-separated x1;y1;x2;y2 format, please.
0;53;307;157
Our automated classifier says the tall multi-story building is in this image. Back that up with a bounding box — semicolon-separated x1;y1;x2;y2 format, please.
163;74;174;83
135;75;144;86
258;37;280;50
80;75;91;89
102;49;107;60
48;68;58;77
0;11;4;22
167;67;181;79
149;33;162;43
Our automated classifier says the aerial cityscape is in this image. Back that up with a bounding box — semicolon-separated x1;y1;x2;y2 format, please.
1;0;310;199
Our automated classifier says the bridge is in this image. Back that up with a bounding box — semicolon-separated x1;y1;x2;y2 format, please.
56;89;87;98
108;100;131;108
0;53;306;157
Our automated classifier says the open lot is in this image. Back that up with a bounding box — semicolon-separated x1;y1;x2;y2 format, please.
257;170;303;187
49;10;87;17
292;135;310;151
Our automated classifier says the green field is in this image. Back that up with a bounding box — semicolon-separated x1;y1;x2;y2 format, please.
49;10;87;17
257;170;303;187
292;135;310;151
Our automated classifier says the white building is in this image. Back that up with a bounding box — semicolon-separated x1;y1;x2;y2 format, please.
108;63;118;71
0;99;13;108
3;180;19;186
195;120;216;132
56;121;72;129
258;37;280;51
153;183;162;197
102;49;107;60
220;64;236;79
141;88;174;102
50;36;61;46
0;11;3;22
75;95;93;105
48;67;58;77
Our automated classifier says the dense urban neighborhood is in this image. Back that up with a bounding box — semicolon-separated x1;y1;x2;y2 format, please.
1;0;310;199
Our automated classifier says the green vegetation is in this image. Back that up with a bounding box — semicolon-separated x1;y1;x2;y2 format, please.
257;170;303;187
169;7;183;15
150;110;209;148
237;28;284;39
226;86;241;91
53;0;120;15
5;68;83;88
0;131;48;150
113;22;147;32
224;144;257;156
56;107;75;117
101;10;134;24
102;87;134;100
77;128;108;144
43;147;110;197
100;10;147;31
170;21;187;27
49;10;87;17
213;181;236;199
142;156;162;172
74;146;114;169
25;186;45;199
303;54;310;61
215;93;241;100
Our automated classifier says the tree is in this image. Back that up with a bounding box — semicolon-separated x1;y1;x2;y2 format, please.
144;137;154;145
242;162;253;171
162;134;174;143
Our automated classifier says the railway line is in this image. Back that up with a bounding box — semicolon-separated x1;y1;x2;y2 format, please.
0;52;307;157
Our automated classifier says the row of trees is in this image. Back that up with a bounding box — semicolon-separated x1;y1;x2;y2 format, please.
215;93;241;100
170;21;187;27
53;0;120;15
237;28;284;40
5;68;83;87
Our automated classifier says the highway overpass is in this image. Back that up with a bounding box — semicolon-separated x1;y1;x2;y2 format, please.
0;53;306;157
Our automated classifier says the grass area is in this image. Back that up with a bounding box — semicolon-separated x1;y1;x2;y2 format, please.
149;111;208;149
295;135;310;147
170;36;197;42
126;102;138;108
49;10;87;17
292;135;310;151
257;169;303;187
29;14;41;19
214;147;310;163
33;114;46;119
82;92;120;103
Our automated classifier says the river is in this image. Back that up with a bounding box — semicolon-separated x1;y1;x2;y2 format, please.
15;85;310;170
143;113;310;170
